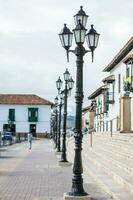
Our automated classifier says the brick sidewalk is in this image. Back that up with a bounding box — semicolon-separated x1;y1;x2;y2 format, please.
0;139;111;200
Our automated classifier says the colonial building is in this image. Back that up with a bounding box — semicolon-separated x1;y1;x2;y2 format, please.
82;101;96;132
0;94;53;137
88;36;133;133
88;86;108;132
82;106;90;129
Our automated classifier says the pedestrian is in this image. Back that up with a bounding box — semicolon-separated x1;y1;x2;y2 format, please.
28;132;33;150
83;126;88;135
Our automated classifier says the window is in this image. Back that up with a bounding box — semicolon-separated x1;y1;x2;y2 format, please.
118;74;121;93
9;109;15;121
126;60;133;90
126;66;130;77
28;108;38;122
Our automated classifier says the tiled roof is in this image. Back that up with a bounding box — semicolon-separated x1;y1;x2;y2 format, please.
0;94;53;105
103;37;133;72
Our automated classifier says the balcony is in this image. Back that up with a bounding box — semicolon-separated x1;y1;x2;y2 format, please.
106;92;115;104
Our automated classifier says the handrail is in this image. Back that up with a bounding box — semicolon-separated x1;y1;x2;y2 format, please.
94;116;119;136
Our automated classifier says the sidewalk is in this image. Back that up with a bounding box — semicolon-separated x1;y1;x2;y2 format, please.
0;139;111;200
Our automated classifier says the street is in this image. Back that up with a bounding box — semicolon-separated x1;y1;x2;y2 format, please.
0;139;72;200
0;139;111;200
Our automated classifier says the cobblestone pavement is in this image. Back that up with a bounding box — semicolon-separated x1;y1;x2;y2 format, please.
0;139;112;200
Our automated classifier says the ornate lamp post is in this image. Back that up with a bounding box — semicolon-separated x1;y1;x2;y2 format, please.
56;77;63;152
57;69;74;162
57;92;64;152
59;6;100;197
50;109;56;140
51;111;57;146
54;96;59;148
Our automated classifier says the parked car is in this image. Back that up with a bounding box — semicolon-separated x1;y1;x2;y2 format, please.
1;131;13;142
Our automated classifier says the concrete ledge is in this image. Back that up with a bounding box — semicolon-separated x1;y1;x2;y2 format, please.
59;161;72;167
64;193;91;200
120;130;133;133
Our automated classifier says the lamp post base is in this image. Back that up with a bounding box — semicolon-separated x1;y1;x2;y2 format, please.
64;193;91;200
59;161;72;166
55;151;62;155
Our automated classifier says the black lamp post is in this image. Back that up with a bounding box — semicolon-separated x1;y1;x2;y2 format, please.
57;91;64;152
56;77;63;152
54;96;59;148
51;111;57;145
50;109;56;140
59;6;100;196
56;69;74;162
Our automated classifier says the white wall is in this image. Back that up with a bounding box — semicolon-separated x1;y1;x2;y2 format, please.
0;104;51;133
106;50;133;131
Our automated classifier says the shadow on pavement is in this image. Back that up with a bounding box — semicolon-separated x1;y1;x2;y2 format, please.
0;156;16;159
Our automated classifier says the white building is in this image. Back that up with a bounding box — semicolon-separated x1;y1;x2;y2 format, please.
88;86;108;132
0;94;53;137
82;102;96;132
88;36;133;133
82;106;90;129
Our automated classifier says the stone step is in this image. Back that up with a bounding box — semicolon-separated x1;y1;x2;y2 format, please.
83;149;133;194
87;143;133;174
67;147;133;200
93;133;133;146
91;133;133;144
84;139;133;171
84;134;133;156
83;135;133;175
96;137;133;149
84;157;133;200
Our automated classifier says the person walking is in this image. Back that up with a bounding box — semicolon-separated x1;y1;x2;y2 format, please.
83;126;88;135
28;132;33;149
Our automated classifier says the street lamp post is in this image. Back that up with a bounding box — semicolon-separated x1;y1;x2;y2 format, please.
56;77;63;152
51;112;56;146
57;92;64;152
54;96;59;148
59;6;100;197
56;69;74;162
50;109;56;140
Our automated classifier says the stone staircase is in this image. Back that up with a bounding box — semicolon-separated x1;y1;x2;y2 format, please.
67;132;133;200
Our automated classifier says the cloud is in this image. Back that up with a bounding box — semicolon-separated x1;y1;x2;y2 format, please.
0;0;132;114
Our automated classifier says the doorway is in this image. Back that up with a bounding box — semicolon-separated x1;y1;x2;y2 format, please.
29;124;36;137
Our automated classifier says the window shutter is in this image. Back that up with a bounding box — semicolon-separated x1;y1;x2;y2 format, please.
9;109;15;121
28;108;38;122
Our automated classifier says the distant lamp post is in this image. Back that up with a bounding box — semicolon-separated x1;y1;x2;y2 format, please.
59;6;100;197
57;69;74;162
56;76;63;92
54;96;58;148
51;111;57;146
57;91;64;152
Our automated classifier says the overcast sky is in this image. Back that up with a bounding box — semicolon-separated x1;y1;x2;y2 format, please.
0;0;132;114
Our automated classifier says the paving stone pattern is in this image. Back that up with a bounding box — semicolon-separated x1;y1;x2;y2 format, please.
0;139;112;200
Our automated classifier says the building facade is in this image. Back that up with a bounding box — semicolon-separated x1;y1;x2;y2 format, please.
0;94;53;136
88;36;133;133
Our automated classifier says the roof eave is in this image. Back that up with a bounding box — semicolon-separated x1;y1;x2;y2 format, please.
88;86;104;100
103;37;133;72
